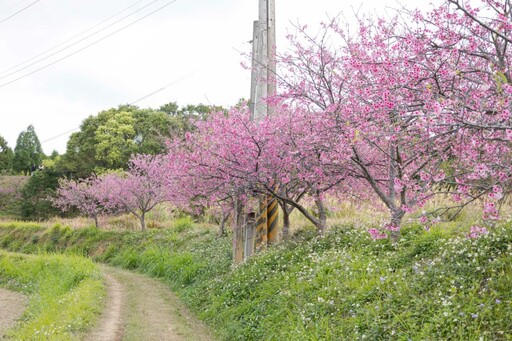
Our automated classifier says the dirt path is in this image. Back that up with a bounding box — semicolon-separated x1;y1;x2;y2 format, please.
0;288;27;338
84;273;124;341
85;266;215;341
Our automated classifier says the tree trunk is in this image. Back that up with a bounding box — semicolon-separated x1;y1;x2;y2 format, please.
389;209;405;243
93;214;99;228
314;193;327;234
279;201;291;239
218;210;229;237
140;212;146;231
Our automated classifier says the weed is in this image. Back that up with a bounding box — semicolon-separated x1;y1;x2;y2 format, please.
173;216;194;232
0;251;104;340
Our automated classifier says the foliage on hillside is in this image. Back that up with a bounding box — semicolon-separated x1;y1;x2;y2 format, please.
0;176;28;218
0;222;511;340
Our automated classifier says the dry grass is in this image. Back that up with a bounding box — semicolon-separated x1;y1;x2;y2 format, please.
287;194;512;234
44;203;186;231
287;197;389;233
15;193;512;236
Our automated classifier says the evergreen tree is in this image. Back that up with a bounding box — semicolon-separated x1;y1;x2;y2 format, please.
0;135;14;174
13;125;44;175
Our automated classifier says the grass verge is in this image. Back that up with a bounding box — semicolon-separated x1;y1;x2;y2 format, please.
0;221;511;340
0;251;105;340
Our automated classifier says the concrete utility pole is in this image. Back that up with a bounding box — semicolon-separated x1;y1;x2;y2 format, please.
249;20;261;121
250;0;276;120
244;0;278;261
265;0;276;117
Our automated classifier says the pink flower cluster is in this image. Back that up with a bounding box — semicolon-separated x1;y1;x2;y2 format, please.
483;202;499;221
467;226;489;239
488;186;503;200
368;228;387;240
384;224;400;232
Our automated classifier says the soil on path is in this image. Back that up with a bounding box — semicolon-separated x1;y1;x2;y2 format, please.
85;265;215;341
0;288;27;338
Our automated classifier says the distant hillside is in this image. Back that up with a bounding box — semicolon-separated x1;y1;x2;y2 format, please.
0;176;28;218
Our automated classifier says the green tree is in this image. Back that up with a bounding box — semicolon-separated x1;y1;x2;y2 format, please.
133;108;186;153
178;103;217;118
20;169;60;220
59;105;181;178
12;125;44;175
59;114;102;178
0;135;14;174
162;102;225;131
161;102;224;120
95;110;136;169
48;150;59;159
159;102;179;115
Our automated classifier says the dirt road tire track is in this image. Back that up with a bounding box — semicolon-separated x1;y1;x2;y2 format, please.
85;273;124;341
86;265;214;341
0;288;27;339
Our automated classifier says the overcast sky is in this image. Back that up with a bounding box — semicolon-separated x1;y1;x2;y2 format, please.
0;0;432;154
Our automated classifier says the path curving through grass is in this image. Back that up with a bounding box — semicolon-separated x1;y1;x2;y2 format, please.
0;288;27;337
86;265;215;341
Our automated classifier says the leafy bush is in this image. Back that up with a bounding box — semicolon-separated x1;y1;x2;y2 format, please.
172;216;194;232
20;170;61;220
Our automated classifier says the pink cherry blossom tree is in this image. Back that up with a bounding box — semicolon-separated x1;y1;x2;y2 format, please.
273;17;464;238
99;154;171;231
53;176;108;228
257;107;351;234
400;0;512;221
170;105;351;234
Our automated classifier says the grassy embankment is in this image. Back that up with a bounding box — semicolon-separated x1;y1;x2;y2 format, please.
0;219;511;340
0;250;104;340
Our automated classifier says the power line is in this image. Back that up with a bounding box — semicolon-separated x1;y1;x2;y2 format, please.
0;0;148;76
0;0;161;81
41;127;80;143
41;69;201;144
0;0;39;25
0;0;32;16
130;68;202;105
0;0;178;89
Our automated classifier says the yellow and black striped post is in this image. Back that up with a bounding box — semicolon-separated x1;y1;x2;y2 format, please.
267;196;279;244
254;197;268;251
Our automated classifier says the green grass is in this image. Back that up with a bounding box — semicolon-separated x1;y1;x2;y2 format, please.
0;251;105;340
172;215;194;232
0;221;511;340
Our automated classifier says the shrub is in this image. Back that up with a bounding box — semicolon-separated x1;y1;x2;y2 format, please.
20;170;61;220
173;216;194;232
